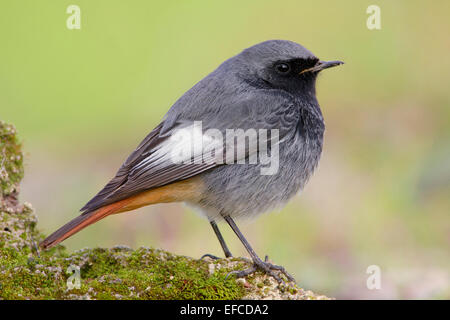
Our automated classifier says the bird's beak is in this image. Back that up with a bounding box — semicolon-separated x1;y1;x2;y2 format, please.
300;60;344;75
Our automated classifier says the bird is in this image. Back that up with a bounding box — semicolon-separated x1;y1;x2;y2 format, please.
40;40;343;283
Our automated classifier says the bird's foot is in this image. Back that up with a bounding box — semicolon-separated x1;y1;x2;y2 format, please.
200;253;234;260
201;248;234;260
200;253;222;260
227;255;295;285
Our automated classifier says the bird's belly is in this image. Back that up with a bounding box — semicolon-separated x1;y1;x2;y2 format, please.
193;136;322;220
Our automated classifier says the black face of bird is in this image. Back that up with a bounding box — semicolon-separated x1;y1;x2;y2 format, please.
260;58;344;94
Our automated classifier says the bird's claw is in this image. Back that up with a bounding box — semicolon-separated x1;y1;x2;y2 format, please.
226;255;295;285
200;253;222;260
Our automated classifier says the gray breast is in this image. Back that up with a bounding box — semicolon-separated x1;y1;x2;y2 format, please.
194;112;324;221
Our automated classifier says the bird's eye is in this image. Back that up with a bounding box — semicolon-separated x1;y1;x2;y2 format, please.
275;63;291;74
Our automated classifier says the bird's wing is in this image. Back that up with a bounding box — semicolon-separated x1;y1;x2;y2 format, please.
80;90;299;213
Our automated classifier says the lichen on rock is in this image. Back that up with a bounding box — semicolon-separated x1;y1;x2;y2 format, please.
0;120;330;300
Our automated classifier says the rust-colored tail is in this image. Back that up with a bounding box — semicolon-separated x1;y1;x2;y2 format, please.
39;178;202;250
39;201;128;250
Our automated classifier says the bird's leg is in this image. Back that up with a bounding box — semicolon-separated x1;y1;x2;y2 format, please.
201;220;233;260
210;220;233;258
224;215;295;284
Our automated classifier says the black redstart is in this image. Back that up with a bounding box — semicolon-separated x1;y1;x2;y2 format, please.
40;40;343;283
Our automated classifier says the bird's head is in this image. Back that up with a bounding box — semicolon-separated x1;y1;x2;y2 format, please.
233;40;343;95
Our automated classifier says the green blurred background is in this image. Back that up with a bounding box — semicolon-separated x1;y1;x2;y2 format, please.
1;0;449;299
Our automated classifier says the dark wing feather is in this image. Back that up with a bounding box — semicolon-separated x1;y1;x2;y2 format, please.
80;122;217;213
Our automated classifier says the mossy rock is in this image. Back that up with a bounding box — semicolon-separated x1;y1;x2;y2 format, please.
0;121;24;197
0;121;330;300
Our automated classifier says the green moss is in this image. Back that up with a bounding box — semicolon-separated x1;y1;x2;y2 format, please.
0;245;248;300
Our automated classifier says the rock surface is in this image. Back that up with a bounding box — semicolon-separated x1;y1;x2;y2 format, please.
0;121;330;300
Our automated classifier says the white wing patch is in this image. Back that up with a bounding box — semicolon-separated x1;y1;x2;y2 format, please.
133;122;223;172
132;121;281;176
